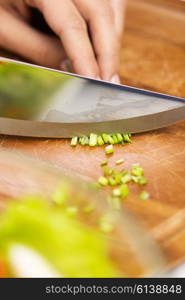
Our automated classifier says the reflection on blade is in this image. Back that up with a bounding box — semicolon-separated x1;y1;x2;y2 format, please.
0;57;184;137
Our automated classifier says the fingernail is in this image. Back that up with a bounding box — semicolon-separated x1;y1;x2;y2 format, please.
96;76;101;81
110;74;121;84
60;59;73;72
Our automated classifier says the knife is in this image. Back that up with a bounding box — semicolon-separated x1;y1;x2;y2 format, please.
0;57;184;138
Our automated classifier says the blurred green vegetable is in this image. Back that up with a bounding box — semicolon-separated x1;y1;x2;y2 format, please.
0;63;67;119
0;197;117;277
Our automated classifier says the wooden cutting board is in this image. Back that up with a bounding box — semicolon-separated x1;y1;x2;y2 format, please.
0;0;185;271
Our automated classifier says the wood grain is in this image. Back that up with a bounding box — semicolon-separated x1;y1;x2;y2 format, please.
121;0;185;97
0;0;185;272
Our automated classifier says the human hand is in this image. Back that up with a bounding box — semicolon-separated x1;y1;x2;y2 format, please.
0;0;127;82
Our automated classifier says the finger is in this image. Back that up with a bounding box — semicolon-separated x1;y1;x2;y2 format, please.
0;7;66;68
111;0;127;36
60;59;74;73
37;0;100;78
87;1;120;82
12;0;32;20
1;0;31;21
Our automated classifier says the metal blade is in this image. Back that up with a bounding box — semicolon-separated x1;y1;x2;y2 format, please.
0;57;184;138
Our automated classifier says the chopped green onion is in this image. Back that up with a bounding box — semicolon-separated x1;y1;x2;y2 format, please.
102;133;110;144
89;133;98;146
112;135;118;144
111;169;124;184
100;160;108;167
112;188;122;197
103;167;112;177
137;176;148;185
70;136;78;146
108;177;117;186
108;135;115;144
132;168;144;176
98;176;108;186
132;176;139;183
139;191;150;200
116;133;123;143
78;137;83;145
123;134;132;143
120;184;129;198
132;164;144;176
80;136;89;145
115;159;124;165
121;173;132;184
114;173;123;184
132;175;147;185
105;145;114;155
97;136;104;146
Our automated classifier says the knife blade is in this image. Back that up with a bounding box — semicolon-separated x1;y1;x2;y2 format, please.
0;57;184;138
